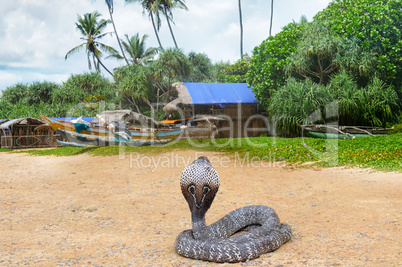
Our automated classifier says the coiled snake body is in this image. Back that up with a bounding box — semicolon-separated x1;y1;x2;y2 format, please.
174;157;292;263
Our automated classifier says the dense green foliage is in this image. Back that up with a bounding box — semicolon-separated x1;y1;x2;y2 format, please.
269;73;400;136
53;72;115;104
187;52;213;82
219;55;251;83
268;78;331;136
0;73;115;118
247;21;305;108
1;0;400;140
114;64;154;114
9;134;402;172
314;0;402;88
286;22;377;86
247;0;401;136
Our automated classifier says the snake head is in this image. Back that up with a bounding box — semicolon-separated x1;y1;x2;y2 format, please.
180;157;220;222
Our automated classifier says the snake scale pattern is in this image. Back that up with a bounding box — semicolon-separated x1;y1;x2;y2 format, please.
174;156;292;263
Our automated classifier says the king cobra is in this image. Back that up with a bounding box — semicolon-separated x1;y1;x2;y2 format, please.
174;157;292;263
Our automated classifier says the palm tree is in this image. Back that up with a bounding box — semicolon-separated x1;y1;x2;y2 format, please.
65;11;117;75
125;0;164;50
103;0;130;65
107;33;159;65
269;0;274;36
238;0;243;59
157;47;190;100
159;0;188;48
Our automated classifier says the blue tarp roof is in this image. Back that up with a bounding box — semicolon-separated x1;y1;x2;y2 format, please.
183;83;258;105
52;117;94;123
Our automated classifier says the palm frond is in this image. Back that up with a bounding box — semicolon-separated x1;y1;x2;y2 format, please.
65;43;86;60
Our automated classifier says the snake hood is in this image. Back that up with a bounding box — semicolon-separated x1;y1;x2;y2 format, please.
180;157;220;223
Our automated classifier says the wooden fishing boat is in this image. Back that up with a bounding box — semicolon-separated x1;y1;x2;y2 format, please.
41;115;106;135
299;124;393;139
41;115;183;141
56;129;172;147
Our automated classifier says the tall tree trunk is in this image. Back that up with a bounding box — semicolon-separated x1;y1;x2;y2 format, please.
164;5;178;49
108;7;130;65
269;0;274;37
130;95;141;113
238;0;243;59
150;12;163;50
94;54;113;76
144;99;157;121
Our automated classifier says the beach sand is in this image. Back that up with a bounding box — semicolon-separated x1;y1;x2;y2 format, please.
0;150;400;266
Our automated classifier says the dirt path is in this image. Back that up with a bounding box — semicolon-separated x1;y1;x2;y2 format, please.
0;151;400;266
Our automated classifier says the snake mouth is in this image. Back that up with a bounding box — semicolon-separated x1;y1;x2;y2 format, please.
193;194;206;209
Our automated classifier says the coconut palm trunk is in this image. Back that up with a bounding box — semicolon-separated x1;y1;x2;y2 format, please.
150;11;163;50
269;0;274;37
238;0;243;59
164;5;178;48
94;53;114;75
107;6;130;65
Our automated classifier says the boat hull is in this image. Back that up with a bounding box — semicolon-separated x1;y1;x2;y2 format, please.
306;131;372;139
41;115;183;141
56;129;171;147
300;124;393;139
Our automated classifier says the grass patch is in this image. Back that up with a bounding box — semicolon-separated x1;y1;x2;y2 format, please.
3;133;401;172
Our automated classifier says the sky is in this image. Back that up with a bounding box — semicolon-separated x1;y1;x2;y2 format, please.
0;0;332;90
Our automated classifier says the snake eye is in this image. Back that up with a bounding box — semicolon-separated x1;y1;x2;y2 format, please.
188;184;196;195
202;185;211;195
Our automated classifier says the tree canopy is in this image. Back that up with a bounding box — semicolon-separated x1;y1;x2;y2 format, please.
247;0;401;135
314;0;402;88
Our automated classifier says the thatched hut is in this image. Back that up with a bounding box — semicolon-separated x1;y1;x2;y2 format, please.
164;82;268;138
0;118;62;149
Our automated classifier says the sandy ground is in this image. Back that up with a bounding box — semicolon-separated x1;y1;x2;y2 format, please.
0;150;400;266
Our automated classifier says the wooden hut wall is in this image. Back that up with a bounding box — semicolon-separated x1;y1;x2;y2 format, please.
1;121;63;149
180;103;267;139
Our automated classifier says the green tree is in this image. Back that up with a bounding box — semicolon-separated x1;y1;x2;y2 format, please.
286;22;377;85
328;70;360;125
53;72;114;104
187;52;212;82
211;61;231;83
158;48;191;86
268;78;332;136
357;77;400;127
157;48;191;115
114;64;155;115
0;99;13;118
314;0;402;88
27;81;59;105
247;20;305;108
107;33;158;65
65;11;117;75
220;55;251;83
1;83;29;104
126;0;164;50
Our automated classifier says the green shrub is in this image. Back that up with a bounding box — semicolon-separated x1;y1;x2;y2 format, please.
1;83;29;104
269;78;332;136
53;72;115;104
